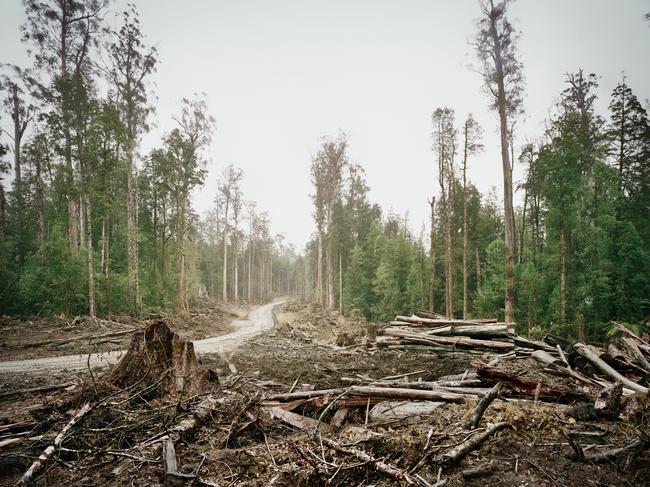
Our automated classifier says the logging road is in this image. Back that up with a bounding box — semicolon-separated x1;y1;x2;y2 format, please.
0;299;285;374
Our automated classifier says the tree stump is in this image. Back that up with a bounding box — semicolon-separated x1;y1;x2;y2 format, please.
107;319;218;396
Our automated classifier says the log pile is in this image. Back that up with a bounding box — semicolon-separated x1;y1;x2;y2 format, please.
370;312;650;399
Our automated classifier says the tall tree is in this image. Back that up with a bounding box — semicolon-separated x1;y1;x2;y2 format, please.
108;6;158;315
310;133;348;309
432;107;456;318
217;165;242;303
461;114;483;319
0;76;37;267
22;0;109;255
474;0;524;324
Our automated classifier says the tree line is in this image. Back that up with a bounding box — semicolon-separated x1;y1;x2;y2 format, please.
305;1;650;340
0;1;302;316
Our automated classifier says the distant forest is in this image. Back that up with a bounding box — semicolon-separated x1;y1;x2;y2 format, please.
1;1;649;341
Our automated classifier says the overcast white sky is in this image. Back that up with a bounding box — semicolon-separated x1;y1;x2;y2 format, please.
1;0;649;250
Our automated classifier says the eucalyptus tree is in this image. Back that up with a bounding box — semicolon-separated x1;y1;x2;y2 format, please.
22;0;109;255
461;114;483;319
216;164;242;303
310;133;348;309
432;107;457;318
0;75;37;267
107;5;158;315
474;0;524;324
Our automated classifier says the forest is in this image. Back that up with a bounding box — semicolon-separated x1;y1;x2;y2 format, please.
0;0;648;343
1;2;650;486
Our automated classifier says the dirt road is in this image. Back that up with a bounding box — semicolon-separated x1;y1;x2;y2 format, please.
0;300;284;374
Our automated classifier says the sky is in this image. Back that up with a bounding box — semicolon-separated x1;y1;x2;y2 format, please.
1;0;649;251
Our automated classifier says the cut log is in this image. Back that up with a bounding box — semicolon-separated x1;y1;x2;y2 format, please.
265;388;344;401
0;383;74;400
512;335;557;353
382;329;513;351
476;365;587;403
370;400;443;423
441;422;511;464
531;349;564;368
593;382;623;419
450;325;508;337
268;407;323;430
620;337;650;374
573;343;649;395
107;319;218;396
465;383;501;429
349;385;466;403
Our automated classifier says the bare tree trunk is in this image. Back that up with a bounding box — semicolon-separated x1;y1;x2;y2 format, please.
126;143;139;315
560;223;566;324
248;227;252;301
445;165;454;319
177;196;188;314
429;197;436;313
462;141;469;320
488;18;517;325
339;252;343;314
79;195;85;250
233;240;239;302
519;185;528;265
316;232;323;305
35;158;45;258
475;246;481;293
85;193;96;317
327;232;335;310
222;233;228;303
0;183;5;239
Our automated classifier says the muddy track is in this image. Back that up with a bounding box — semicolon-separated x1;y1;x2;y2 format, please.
0;300;285;374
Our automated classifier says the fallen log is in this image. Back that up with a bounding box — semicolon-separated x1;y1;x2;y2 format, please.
465;383;502;429
265;388;344;401
0;382;74;400
476;365;587;403
383;329;514;351
450;325;508;337
620;337;650;374
512;335;557;353
573;343;649;395
568;435;650;463
18;403;91;485
269;407;323;430
440;422;511;464
349;385;466;403
369;400;444;423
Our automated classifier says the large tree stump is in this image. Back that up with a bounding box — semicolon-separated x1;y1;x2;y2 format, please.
107;319;218;395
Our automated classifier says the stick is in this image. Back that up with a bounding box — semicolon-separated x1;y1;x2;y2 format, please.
349;385;466;403
464;383;501;429
0;383;74;400
18;403;92;485
573;343;649;394
321;436;416;485
440;422;511;464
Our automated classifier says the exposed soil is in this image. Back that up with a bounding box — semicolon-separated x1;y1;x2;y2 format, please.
0;299;246;362
0;300;648;486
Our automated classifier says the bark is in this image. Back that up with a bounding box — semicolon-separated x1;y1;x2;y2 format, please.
0;182;5;239
233;237;239;302
85;193;96;317
488;10;516;324
465;383;502;429
349;385;466;403
475;245;481;293
573;343;649;394
559;223;567;324
339;252;343;313
429;196;436;312
35;155;45;257
316;231;323;304
462;165;469;320
445;164;454;319
441;422;511;465
222;201;229;302
177;196;188;314
327;229;335;310
126;144;139;315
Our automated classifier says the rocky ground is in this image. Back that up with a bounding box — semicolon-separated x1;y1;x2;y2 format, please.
0;300;648;486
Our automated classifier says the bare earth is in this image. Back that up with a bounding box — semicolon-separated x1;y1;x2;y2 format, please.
0;300;283;375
